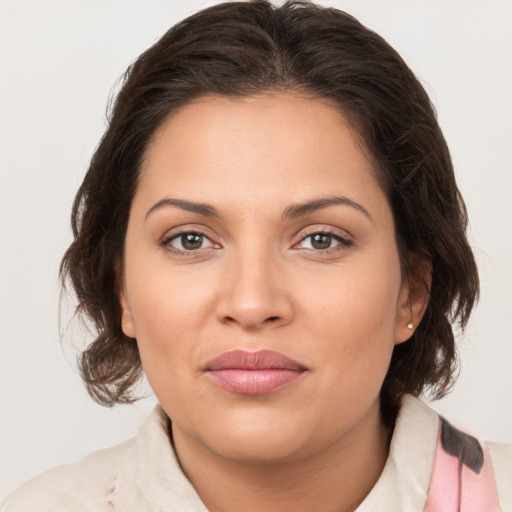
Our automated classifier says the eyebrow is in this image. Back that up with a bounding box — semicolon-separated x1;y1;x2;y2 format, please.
145;195;373;222
282;196;373;221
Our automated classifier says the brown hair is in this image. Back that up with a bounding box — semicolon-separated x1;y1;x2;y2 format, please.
60;0;479;418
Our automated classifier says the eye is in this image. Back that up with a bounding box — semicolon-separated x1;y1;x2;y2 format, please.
162;231;216;254
296;230;352;252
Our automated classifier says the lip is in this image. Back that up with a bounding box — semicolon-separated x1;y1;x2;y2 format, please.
204;350;307;395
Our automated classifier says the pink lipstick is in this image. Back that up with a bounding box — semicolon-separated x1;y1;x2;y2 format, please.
204;350;307;395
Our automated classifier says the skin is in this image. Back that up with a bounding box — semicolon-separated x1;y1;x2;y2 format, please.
120;93;427;512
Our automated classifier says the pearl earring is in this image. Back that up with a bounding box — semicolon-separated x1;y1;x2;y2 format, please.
407;299;414;330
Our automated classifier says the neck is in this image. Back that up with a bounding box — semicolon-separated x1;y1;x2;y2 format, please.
171;400;391;512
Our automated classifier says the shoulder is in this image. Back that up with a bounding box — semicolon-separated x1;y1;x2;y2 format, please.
1;405;203;512
1;437;142;512
389;396;512;511
487;440;512;510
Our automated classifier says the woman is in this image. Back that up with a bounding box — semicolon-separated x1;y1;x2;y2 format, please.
2;1;510;510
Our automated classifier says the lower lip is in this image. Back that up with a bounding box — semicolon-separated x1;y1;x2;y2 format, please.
207;369;305;395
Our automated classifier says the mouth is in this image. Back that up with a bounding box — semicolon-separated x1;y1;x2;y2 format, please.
204;349;307;395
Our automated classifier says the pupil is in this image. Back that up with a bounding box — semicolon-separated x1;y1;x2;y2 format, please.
312;234;331;249
183;233;202;250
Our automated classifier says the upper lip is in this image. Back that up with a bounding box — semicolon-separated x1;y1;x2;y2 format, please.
204;350;307;371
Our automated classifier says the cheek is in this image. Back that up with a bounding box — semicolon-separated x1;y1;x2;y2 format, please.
124;241;215;333
303;257;401;380
122;253;219;389
128;287;197;415
125;265;225;430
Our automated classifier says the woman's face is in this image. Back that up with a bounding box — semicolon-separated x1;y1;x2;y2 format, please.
120;93;416;463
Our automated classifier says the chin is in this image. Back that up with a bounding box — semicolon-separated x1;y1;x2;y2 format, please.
200;410;311;464
210;432;306;464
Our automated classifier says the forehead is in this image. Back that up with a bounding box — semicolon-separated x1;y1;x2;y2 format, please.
137;93;389;224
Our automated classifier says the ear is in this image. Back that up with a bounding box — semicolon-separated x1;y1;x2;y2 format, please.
119;287;136;339
116;261;136;339
394;259;431;345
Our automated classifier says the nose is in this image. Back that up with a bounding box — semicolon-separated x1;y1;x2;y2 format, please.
215;245;295;331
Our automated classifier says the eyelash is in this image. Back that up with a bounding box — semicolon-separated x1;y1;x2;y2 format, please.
161;228;353;258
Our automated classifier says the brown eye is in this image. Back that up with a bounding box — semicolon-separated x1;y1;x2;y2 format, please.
310;233;332;250
163;231;215;252
297;231;353;252
180;233;204;250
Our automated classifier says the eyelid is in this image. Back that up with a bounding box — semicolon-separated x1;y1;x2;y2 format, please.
164;231;215;246
293;226;353;252
160;227;219;256
297;225;353;241
160;223;217;243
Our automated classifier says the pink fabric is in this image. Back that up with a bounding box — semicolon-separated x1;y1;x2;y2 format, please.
424;421;502;512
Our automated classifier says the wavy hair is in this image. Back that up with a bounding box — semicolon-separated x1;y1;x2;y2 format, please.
60;1;479;420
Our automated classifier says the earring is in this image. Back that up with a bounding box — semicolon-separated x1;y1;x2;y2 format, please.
407;300;414;329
